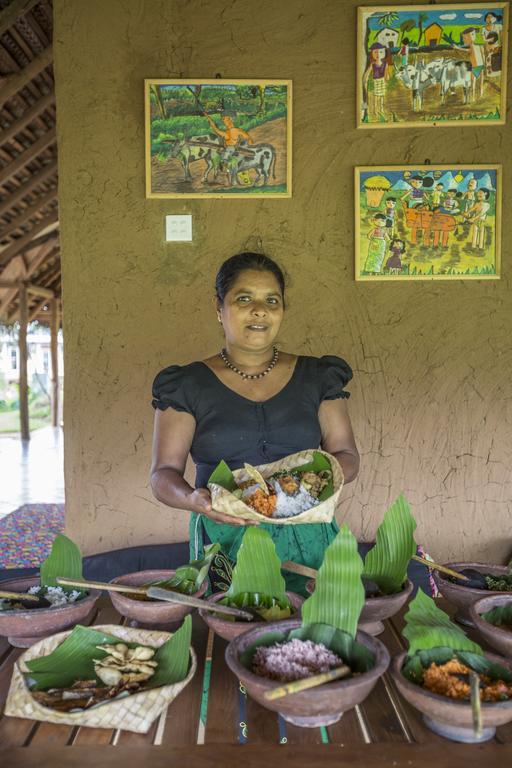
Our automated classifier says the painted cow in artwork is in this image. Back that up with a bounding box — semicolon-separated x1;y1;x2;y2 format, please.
403;206;457;247
165;134;224;182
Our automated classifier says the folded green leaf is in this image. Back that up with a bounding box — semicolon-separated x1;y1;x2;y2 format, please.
148;543;221;595
482;602;512;629
26;618;192;691
240;623;374;674
224;528;289;607
402;647;512;685
301;523;365;638
363;494;416;595
403;589;483;656
39;534;83;589
208;460;237;491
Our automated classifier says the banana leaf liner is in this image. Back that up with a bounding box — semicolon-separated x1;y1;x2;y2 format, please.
208;449;344;524
5;624;197;734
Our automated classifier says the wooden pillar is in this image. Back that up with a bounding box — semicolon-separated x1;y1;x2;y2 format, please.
50;296;59;427
19;284;30;440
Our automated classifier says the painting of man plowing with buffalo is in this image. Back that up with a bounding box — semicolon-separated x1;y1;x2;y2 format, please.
357;4;508;127
355;166;501;281
145;80;291;198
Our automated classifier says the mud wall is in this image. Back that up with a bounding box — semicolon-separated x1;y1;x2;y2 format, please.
53;0;512;562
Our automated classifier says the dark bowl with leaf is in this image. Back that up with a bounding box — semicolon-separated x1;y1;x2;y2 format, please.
433;562;512;627
225;525;390;727
109;545;219;627
470;596;512;658
306;495;415;636
390;589;512;743
0;535;99;648
199;530;303;642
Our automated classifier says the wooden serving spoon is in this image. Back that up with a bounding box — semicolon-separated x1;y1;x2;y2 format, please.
282;557;469;583
56;577;254;620
0;589;51;608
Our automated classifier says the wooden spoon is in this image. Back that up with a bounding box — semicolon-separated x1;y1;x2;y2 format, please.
282;557;469;583
56;577;254;620
0;589;51;608
264;664;351;700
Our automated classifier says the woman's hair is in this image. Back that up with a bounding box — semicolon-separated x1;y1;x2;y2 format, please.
215;252;286;305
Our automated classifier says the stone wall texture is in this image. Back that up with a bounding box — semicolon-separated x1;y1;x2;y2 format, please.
53;0;512;561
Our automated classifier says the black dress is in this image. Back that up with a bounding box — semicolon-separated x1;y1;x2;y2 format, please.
152;354;352;593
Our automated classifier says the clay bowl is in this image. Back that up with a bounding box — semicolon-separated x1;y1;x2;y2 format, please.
109;569;208;627
0;575;100;648
225;617;390;728
306;578;413;636
433;562;512;627
470;595;512;658
199;591;304;642
391;650;512;743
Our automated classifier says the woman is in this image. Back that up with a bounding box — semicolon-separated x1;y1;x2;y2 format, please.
150;253;359;594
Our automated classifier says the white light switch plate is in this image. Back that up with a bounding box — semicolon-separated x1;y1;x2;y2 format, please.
165;214;192;242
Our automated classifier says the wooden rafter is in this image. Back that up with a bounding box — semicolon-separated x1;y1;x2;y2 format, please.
1;91;54;146
0;0;41;38
0;126;56;187
0;238;57;317
0;209;58;267
0;185;57;241
0;45;53;108
0;160;57;218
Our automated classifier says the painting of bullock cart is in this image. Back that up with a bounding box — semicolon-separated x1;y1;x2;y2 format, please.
355;165;501;280
357;4;508;127
145;79;292;198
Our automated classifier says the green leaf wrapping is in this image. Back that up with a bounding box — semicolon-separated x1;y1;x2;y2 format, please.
301;523;365;638
26;617;192;691
39;534;83;589
402;647;512;685
363;495;417;595
240;624;374;674
208;460;237;491
148;543;221;595
482;602;512;629
403;589;483;656
223;528;289;607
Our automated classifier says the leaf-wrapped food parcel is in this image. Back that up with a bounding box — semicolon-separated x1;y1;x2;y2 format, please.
208;449;343;525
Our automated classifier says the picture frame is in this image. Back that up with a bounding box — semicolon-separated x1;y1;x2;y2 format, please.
144;79;292;198
357;3;508;128
355;165;501;281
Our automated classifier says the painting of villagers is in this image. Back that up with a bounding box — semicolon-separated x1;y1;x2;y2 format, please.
355;166;501;281
357;4;508;127
145;80;292;198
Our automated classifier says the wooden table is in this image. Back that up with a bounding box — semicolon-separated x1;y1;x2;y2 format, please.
1;597;511;766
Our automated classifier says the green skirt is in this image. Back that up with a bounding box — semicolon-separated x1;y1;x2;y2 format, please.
189;513;340;597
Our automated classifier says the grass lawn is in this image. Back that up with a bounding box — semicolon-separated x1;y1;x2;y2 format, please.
0;410;51;434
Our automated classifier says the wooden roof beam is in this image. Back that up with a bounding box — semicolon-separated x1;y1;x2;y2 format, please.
0;186;57;242
0;210;58;268
0;127;56;187
0;0;41;37
0;241;59;317
0;160;57;218
0;46;53;108
0;279;54;298
1;92;55;147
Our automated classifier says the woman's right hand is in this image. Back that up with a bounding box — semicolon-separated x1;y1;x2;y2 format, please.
188;488;259;527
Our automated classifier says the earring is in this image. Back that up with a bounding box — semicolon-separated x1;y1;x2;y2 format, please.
217;314;222;323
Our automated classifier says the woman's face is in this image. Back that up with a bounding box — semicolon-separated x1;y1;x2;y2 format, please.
218;269;284;352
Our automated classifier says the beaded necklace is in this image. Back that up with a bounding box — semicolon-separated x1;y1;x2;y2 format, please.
219;346;279;380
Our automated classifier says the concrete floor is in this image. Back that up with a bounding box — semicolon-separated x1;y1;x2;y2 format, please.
0;426;64;518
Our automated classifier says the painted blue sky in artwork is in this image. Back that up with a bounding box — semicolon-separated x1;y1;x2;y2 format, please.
366;7;499;30
359;169;497;192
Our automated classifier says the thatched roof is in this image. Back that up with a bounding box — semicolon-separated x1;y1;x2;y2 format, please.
0;0;58;326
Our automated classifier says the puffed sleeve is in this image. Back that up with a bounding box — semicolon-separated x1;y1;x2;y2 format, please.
151;365;194;413
318;355;353;401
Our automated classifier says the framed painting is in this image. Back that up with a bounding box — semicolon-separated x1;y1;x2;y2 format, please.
357;3;508;127
355;165;501;281
145;79;292;198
